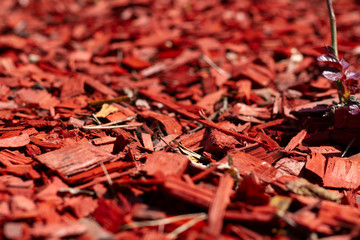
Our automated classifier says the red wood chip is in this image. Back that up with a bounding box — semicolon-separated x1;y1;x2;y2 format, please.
142;152;189;176
31;222;87;238
15;89;59;110
83;75;118;97
64;195;98;218
204;129;239;154
0;133;30;148
207;174;233;237
284;129;307;152
35;143;117;177
4;222;27;239
305;152;326;178
122;56;151;70
141;132;154;151
163;176;215;208
93;198;126;233
139;110;183;135
223;151;277;181
0;149;33;165
323;157;360;189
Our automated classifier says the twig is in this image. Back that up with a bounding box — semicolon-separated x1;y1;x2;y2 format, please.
91;113;102;125
82;123;142;130
167;213;208;239
202;54;230;77
159;135;176;151
87;96;130;106
100;162;113;185
120;212;207;230
100;162;118;203
341;137;356;157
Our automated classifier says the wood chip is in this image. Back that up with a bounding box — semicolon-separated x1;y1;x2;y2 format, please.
35;143;117;177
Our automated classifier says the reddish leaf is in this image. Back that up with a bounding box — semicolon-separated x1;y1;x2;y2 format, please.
322;69;343;81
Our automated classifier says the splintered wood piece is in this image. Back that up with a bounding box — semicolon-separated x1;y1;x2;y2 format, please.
135;29;181;47
162;176;215;208
93;198;126;233
231;103;271;120
305;152;326;178
83;76;118;97
143;152;189;176
15;89;59;110
66;160;134;184
63;195;98;218
142;152;189;176
233;63;272;87
139;110;183;135
92;136;116;146
284;129;307;152
122;56;151;70
60;76;85;100
292;210;332;235
141;133;153;151
308;146;342;157
204;129;239;154
31;222;87;238
179;129;208;150
222;151;277;181
274;157;305;178
0;150;33;165
153;134;178;151
3;165;41;179
0;133;30;148
318;201;360;228
241;143;276;164
196;89;227;114
207;174;233;237
30;136;62;149
255;131;281;153
323;157;360;189
224;206;277;222
235;174;269;205
230;224;265;240
35;143;117;178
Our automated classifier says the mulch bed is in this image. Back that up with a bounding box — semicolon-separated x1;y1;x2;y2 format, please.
1;0;360;239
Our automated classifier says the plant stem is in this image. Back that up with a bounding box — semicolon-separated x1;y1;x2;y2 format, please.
326;0;343;103
326;0;338;58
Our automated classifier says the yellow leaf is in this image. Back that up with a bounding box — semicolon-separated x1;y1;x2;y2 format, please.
95;103;118;118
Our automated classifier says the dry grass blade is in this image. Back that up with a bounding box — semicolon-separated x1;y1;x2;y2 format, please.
120;213;207;230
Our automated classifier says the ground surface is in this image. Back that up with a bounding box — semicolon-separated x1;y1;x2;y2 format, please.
1;0;360;239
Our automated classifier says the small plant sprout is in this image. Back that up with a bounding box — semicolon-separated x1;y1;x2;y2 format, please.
316;46;360;114
316;0;360;115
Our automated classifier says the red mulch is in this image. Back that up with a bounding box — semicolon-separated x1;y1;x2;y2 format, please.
1;0;360;239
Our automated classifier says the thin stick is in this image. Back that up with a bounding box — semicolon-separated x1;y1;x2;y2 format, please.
167;213;208;239
120;212;207;230
341;137;356;157
202;54;230;78
82;123;142;130
100;162;113;185
91;113;102;125
100;162;119;203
